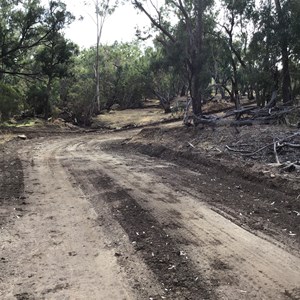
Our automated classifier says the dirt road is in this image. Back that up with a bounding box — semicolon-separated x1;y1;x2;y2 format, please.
1;131;300;299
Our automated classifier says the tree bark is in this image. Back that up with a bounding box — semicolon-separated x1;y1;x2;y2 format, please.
44;78;52;120
274;0;292;104
95;0;101;113
133;0;207;124
224;10;241;111
190;0;204;122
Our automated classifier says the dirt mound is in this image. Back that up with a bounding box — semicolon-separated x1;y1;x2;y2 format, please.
130;125;300;193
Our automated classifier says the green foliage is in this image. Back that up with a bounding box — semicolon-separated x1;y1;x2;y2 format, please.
146;46;186;101
67;42;149;113
0;82;20;121
2;0;300;125
99;42;148;109
0;0;45;76
34;34;78;80
25;84;48;115
290;0;300;60
0;0;77;119
68;78;95;125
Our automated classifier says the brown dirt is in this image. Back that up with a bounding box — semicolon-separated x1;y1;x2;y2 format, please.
120;124;300;250
0;119;300;299
0;141;24;227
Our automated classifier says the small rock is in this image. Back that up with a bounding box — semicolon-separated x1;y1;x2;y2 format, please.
17;134;27;140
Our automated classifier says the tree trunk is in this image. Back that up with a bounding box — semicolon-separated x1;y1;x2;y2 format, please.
180;85;186;97
191;73;203;120
190;0;204;123
159;97;171;113
132;0;208;124
44;79;52;120
274;0;292;104
248;86;254;101
255;88;262;107
230;43;240;110
95;5;100;113
281;46;292;104
231;77;241;110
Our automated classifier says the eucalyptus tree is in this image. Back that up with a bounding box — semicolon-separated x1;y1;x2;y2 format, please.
98;42;147;109
83;0;118;113
290;0;300;62
207;33;232;99
34;35;78;118
64;42;150;124
132;0;214;124
273;0;292;104
144;41;188;113
246;0;300;106
216;0;255;109
244;0;277;106
289;0;300;98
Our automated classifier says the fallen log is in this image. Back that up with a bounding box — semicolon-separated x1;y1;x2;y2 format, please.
188;102;299;127
223;106;258;119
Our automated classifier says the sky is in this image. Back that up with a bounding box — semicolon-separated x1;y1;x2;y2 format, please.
53;0;152;48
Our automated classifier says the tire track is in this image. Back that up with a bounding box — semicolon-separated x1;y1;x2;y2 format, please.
59;136;300;300
8;133;299;300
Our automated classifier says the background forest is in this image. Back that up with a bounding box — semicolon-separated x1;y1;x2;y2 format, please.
0;0;300;126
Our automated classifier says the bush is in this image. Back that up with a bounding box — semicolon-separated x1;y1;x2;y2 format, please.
25;84;48;116
0;83;21;121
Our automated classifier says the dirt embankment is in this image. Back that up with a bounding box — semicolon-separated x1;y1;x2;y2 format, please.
116;125;300;251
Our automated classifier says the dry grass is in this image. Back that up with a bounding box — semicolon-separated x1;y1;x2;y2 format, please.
1;118;45;128
93;107;175;129
0;133;16;144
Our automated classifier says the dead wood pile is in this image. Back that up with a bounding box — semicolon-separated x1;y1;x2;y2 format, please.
225;131;300;173
186;104;300;128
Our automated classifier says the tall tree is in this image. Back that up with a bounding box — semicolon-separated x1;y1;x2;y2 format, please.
34;35;78;118
33;1;77;118
0;0;75;79
85;0;118;113
273;0;292;104
132;0;213;124
219;0;254;109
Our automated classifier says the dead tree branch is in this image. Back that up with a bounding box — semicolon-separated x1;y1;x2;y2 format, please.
273;141;280;165
225;145;252;153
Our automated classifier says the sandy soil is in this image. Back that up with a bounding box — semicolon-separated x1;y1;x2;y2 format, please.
0;126;300;299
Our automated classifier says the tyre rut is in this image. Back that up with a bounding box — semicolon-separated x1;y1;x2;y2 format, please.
57;135;300;300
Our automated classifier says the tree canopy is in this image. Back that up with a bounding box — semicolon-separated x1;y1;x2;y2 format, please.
1;0;300;125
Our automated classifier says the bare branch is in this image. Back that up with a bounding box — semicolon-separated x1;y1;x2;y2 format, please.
0;70;40;77
132;0;176;43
